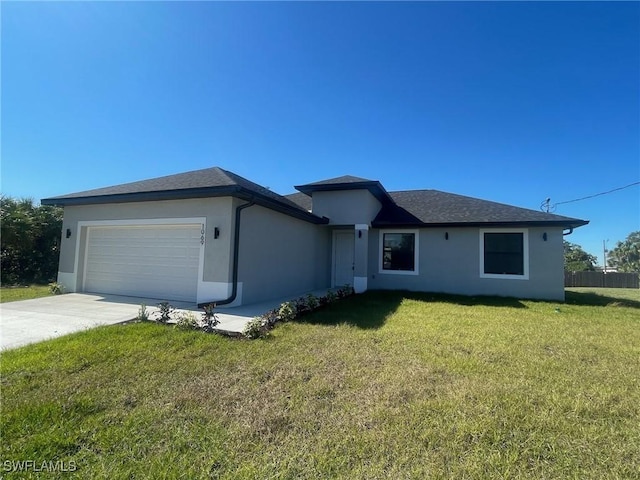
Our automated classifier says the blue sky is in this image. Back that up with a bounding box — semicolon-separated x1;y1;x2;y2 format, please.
2;1;638;263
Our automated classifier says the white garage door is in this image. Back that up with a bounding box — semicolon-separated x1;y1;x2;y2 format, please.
84;224;202;302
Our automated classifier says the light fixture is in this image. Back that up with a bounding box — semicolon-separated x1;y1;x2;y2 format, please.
214;227;220;239
358;230;362;238
445;232;449;240
66;228;72;239
543;232;548;241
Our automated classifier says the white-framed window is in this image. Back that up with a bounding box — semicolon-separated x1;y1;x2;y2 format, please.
378;229;419;275
480;228;529;280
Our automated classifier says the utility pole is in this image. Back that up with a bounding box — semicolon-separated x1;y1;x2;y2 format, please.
603;239;607;273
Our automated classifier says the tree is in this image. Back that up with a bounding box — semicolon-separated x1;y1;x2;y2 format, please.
564;240;597;271
607;231;640;273
0;195;63;284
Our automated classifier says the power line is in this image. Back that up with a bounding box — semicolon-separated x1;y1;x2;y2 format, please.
541;181;640;212
555;181;640;206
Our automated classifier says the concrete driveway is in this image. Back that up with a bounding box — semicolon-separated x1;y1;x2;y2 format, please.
0;293;192;350
1;288;333;351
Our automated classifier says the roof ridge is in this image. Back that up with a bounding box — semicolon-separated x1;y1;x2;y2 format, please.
219;168;272;191
297;175;375;187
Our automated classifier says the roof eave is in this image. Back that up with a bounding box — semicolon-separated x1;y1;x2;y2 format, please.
371;220;590;229
294;180;394;204
41;186;328;225
40;186;242;206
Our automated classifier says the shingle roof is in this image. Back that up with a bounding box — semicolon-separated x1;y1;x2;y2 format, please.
284;192;313;212
41;167;327;224
41;167;588;229
374;190;588;228
45;167;265;201
294;175;394;203
298;175;374;186
48;167;235;199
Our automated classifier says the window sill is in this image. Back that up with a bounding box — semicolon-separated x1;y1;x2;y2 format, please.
379;269;420;276
480;273;529;280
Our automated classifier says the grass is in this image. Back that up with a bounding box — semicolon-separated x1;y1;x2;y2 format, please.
0;284;52;303
1;288;638;479
566;286;640;304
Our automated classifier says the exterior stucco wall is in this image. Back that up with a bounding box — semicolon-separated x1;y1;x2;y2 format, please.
237;205;331;305
368;226;565;300
57;193;566;304
57;197;235;300
311;190;381;225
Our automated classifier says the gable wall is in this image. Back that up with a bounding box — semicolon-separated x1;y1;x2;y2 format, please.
368;226;565;300
311;190;382;225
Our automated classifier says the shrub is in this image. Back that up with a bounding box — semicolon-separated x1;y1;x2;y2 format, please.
137;304;149;321
278;302;296;322
306;294;319;310
200;303;219;332
337;285;354;298
155;301;174;324
325;290;338;304
175;311;199;331
261;309;280;328
48;282;65;295
294;296;311;316
243;317;269;339
242;288;355;339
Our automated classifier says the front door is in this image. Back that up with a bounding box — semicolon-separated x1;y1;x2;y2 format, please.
333;231;355;287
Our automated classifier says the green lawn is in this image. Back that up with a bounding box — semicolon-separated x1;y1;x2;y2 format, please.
1;289;638;479
0;284;52;303
566;286;639;303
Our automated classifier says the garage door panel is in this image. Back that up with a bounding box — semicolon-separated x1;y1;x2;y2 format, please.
84;225;201;302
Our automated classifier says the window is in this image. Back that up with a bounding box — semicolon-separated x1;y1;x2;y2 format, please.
379;230;419;275
480;229;529;279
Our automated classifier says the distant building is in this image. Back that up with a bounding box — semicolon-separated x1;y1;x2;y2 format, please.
596;266;618;273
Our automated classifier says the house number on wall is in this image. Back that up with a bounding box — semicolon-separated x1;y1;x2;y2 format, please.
201;225;205;245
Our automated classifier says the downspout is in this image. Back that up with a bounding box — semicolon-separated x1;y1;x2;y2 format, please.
198;199;255;308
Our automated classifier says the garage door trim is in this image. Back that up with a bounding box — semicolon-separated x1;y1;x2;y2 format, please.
76;218;206;302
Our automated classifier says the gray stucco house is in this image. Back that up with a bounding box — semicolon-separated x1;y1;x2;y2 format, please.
41;167;588;305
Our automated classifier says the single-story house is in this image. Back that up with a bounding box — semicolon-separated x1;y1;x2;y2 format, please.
41;167;588;305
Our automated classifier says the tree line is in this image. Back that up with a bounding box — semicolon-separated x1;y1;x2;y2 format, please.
564;231;639;273
1;196;63;285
